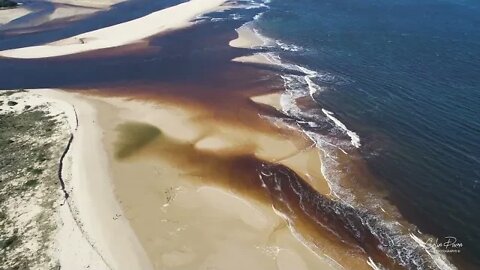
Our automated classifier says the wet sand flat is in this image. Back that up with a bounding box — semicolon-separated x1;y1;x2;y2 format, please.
63;90;383;270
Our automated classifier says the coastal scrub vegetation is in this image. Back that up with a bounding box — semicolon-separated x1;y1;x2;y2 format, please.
0;0;17;8
0;91;68;269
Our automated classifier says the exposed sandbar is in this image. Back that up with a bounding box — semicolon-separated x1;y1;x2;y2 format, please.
0;6;31;25
0;0;228;59
229;23;268;49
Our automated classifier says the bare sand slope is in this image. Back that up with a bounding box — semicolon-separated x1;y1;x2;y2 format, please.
0;0;228;59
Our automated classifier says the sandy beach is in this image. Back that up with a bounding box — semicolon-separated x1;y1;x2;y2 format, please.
34;89;153;270
0;6;31;25
229;23;269;49
0;0;124;29
34;86;383;269
0;84;392;270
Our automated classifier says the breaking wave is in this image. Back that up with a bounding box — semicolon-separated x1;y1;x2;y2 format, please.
234;1;459;269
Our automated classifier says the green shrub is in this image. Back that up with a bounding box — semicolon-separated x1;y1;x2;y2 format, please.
0;235;18;249
24;179;38;187
0;0;18;8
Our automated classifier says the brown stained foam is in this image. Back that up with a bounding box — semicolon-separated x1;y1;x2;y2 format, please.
114;120;404;270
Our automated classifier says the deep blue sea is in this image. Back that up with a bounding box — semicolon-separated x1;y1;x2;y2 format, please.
250;0;480;268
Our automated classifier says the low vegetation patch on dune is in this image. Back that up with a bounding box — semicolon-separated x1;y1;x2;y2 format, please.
0;90;70;269
0;0;17;8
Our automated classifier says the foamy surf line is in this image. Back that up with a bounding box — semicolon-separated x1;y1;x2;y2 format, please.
322;109;361;148
0;0;228;59
231;4;461;269
233;49;362;150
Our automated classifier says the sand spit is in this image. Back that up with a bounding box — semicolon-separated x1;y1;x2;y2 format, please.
0;6;31;25
229;22;283;67
229;23;268;49
47;4;97;22
0;0;228;59
0;0;123;29
231;51;287;69
251;92;283;111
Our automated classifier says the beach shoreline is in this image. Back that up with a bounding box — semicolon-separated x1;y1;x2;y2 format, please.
42;87;395;270
3;88;336;269
33;89;153;270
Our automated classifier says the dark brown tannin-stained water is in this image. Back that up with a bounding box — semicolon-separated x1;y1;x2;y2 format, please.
0;2;459;269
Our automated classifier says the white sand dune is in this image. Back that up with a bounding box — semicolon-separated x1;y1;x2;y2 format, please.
0;0;227;59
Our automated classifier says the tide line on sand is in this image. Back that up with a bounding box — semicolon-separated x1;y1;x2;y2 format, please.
0;0;228;59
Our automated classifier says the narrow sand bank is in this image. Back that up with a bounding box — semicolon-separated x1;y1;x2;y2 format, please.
0;0;123;29
229;23;268;49
0;0;228;59
0;6;31;25
229;22;284;67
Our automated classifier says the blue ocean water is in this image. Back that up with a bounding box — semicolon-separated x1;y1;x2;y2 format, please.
252;0;480;268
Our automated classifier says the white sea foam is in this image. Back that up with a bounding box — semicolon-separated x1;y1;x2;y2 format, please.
209;17;225;22
251;27;273;46
322;109;361;148
229;13;243;20
272;56;361;150
367;257;385;270
242;6;460;269
275;39;303;52
237;0;269;9
253;11;264;20
410;233;458;270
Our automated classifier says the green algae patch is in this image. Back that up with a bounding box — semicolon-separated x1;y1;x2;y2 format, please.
115;122;161;159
